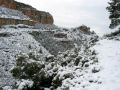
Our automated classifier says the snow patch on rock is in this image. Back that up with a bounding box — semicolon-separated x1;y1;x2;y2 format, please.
0;6;30;20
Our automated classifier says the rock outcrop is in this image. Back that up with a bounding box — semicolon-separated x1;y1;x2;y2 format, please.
0;0;54;25
0;18;36;26
0;0;16;9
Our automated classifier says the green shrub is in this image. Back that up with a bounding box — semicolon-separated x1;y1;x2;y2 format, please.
11;52;59;90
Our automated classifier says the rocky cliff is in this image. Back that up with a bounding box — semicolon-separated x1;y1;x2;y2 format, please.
0;0;54;25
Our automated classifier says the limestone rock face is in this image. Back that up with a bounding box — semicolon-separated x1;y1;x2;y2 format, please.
0;0;54;24
0;0;16;9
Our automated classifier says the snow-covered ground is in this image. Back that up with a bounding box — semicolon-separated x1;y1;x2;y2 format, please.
94;39;120;90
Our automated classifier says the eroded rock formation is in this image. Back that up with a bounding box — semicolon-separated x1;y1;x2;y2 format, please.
0;18;36;26
0;0;54;25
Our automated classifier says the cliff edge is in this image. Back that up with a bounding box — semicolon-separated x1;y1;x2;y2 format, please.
0;0;54;25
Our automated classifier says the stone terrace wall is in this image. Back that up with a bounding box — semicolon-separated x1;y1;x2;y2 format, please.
0;18;36;26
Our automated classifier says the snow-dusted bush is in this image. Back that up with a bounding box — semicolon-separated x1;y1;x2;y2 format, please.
104;29;120;40
12;50;79;89
11;51;60;89
10;40;100;90
0;32;12;37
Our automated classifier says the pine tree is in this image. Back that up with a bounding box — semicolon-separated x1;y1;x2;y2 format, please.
107;0;120;29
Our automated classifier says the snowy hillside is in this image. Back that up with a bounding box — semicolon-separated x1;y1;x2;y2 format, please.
0;23;120;90
0;26;50;88
0;6;30;20
0;0;120;89
0;25;101;90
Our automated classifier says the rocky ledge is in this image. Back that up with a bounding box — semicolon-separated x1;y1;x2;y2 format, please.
0;0;54;25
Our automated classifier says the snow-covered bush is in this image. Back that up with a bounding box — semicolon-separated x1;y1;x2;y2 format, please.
16;79;34;90
11;52;50;89
105;29;120;37
104;29;120;40
11;51;61;89
0;32;12;37
11;45;99;90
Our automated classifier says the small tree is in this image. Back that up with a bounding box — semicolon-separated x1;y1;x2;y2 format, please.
107;0;120;29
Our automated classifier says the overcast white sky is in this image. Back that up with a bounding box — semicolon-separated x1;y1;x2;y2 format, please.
16;0;113;35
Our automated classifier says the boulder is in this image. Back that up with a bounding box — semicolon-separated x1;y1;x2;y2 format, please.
77;25;91;34
54;33;67;38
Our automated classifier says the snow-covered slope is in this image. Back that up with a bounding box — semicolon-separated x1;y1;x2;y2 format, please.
2;24;120;90
0;6;30;20
31;27;98;56
0;27;50;88
93;39;120;90
0;25;100;90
